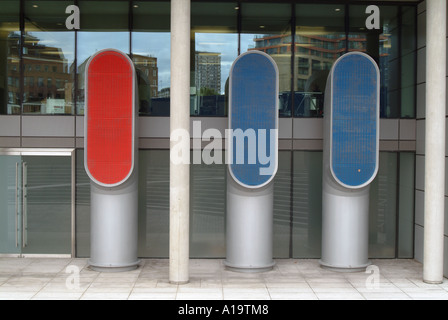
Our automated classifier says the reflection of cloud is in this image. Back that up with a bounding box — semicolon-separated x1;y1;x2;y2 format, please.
29;32;75;63
73;31;260;93
241;34;259;53
198;42;228;46
132;32;171;90
77;32;130;66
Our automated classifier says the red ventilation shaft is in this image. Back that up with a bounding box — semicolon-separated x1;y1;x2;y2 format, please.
84;49;139;272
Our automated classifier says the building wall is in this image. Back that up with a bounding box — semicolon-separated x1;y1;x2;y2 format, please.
414;0;448;277
0;0;421;260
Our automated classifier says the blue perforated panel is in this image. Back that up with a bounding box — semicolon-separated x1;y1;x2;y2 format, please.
331;53;379;188
229;52;278;187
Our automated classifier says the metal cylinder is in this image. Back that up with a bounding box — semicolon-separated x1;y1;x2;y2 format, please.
89;172;139;272
321;175;370;271
225;173;275;272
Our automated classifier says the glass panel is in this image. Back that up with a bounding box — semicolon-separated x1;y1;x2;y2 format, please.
132;1;171;116
75;149;90;257
292;151;322;258
398;152;415;258
21;156;71;255
369;152;397;258
401;6;416;56
76;0;129;115
241;3;291;117
23;1;75;115
190;153;226;258
0;155;21;254
191;2;238;117
78;150;172;258
273;151;291;258
0;1;20;115
401;6;416;119
349;5;400;118
138;150;169;258
294;4;345;118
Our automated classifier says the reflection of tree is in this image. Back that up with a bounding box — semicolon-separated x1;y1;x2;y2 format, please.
199;87;218;96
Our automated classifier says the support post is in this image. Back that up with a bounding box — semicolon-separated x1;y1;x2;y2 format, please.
169;0;191;284
424;0;446;284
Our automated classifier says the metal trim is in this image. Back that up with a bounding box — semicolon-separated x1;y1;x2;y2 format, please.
20;254;71;259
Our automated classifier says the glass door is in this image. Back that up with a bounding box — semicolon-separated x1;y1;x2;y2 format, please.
0;150;74;256
0;155;22;255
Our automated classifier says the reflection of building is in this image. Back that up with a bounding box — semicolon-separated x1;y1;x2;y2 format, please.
9;33;72;114
2;31;20;114
75;53;158;115
133;54;158;98
252;32;390;90
252;31;391;116
158;87;170;98
195;51;221;94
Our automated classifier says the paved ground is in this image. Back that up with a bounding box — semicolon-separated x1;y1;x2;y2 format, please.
0;258;447;300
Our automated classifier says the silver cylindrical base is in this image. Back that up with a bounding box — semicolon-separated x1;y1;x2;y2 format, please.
320;182;370;272
89;175;140;272
225;174;275;273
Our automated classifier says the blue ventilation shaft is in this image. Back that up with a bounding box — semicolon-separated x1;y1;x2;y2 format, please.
225;51;279;272
321;52;379;271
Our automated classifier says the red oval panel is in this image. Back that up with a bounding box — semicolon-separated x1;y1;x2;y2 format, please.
85;50;135;186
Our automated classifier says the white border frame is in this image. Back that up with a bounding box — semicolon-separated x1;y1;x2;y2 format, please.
329;51;380;190
228;50;279;189
84;49;136;188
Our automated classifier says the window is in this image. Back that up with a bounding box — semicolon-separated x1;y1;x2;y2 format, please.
349;5;416;118
76;0;130;115
191;2;238;117
23;0;75;115
241;2;292;117
294;4;345;118
132;1;171;116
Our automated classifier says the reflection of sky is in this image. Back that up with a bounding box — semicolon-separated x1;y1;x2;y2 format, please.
27;31;261;94
132;32;171;90
195;33;238;94
28;31;75;63
241;34;259;53
77;32;130;67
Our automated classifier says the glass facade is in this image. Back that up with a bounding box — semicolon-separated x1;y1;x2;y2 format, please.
294;5;345;118
0;1;417;118
0;1;20;115
0;1;418;260
75;150;415;259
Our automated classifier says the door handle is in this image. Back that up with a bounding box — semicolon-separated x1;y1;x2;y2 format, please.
22;162;27;248
15;162;19;248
